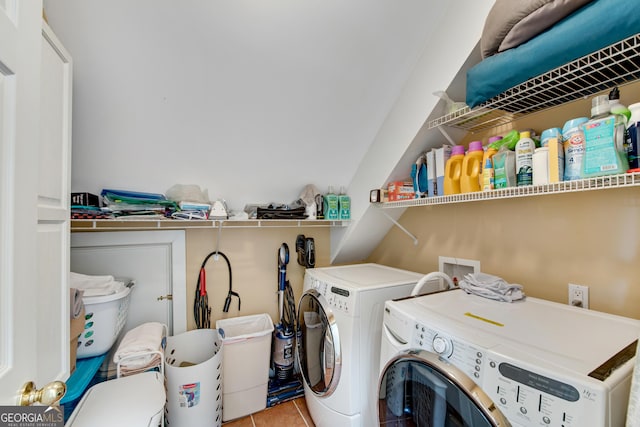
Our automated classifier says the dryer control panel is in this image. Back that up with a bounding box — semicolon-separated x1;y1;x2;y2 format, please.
304;276;354;315
409;321;606;427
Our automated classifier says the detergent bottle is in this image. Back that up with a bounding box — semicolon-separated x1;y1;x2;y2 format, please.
323;186;339;220
480;136;501;187
515;131;535;186
581;94;629;178
338;186;350;220
443;145;465;195
460;141;483;193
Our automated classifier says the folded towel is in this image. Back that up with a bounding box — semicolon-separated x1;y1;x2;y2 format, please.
70;288;85;319
113;322;165;369
458;272;525;303
70;272;125;297
118;353;163;377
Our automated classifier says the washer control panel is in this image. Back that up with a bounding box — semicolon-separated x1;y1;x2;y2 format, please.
410;321;603;427
411;321;485;384
304;276;353;315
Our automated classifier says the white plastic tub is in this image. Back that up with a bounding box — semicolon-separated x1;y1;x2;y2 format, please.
77;286;131;359
216;313;274;422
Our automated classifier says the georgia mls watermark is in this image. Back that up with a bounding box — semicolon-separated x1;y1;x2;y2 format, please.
0;405;63;427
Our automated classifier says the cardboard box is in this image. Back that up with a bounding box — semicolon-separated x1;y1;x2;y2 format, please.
547;137;565;183
71;192;99;207
434;145;452;196
387;181;414;201
69;308;85;374
426;150;437;197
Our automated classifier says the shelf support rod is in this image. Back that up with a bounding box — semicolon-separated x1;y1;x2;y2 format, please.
380;210;418;246
437;126;456;146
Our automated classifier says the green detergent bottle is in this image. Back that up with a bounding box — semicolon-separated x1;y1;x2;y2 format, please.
323;186;339;220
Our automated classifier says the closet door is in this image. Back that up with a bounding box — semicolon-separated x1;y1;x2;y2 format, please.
36;20;73;384
0;2;73;403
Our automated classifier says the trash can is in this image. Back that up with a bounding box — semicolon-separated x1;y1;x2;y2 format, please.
165;328;223;427
216;313;274;422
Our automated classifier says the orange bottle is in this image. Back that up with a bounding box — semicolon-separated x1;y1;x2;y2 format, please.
443;145;465;195
460;141;483;193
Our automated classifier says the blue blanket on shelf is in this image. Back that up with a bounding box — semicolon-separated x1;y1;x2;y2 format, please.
466;0;640;108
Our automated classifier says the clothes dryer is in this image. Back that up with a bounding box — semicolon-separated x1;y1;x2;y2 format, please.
379;288;640;426
297;263;445;427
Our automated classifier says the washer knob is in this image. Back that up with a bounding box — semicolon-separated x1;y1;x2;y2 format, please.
432;335;451;355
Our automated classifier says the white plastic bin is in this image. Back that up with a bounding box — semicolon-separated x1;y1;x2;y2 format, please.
77;286;131;359
164;329;223;427
216;313;274;422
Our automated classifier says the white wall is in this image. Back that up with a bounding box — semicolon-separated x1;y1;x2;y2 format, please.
43;0;448;212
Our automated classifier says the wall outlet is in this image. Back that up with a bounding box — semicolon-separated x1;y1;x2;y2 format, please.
568;283;589;309
439;256;480;285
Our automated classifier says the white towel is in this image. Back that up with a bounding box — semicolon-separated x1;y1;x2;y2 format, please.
70;288;85;319
113;322;165;369
70;272;125;297
458;272;525;303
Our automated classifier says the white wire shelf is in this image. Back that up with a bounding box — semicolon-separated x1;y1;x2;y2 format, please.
428;33;640;133
374;172;640;209
70;219;348;232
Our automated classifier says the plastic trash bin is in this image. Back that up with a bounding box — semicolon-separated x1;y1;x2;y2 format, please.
164;328;223;427
216;313;274;422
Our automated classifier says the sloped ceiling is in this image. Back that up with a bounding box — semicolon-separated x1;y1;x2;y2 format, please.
42;0;449;210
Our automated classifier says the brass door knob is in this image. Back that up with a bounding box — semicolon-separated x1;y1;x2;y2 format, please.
19;381;66;406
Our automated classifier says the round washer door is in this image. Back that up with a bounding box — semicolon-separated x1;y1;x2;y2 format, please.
379;350;511;427
297;289;342;397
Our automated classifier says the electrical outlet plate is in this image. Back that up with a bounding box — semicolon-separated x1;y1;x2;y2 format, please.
568;283;589;309
439;256;480;285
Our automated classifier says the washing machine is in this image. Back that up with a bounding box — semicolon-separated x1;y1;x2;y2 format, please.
379;288;640;426
296;263;446;427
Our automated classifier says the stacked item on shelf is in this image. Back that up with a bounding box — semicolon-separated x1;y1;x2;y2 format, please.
71;191;113;219
113;322;166;378
101;188;178;219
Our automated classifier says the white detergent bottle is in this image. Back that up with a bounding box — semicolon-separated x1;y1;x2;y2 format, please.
515;131;535;186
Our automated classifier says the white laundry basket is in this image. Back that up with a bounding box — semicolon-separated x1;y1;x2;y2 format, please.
164;328;223;427
77;286;132;359
216;313;274;422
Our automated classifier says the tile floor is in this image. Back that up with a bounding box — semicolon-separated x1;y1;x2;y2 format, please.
222;397;316;427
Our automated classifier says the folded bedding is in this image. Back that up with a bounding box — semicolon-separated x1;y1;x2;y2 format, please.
467;0;640;108
481;0;595;59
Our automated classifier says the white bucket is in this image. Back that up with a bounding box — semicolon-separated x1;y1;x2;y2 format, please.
164;329;223;427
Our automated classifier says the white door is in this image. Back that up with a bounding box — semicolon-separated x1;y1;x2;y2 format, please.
0;0;72;404
70;230;187;336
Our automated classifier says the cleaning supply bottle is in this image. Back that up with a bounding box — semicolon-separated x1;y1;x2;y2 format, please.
480;136;501;187
482;156;494;191
626;102;640;170
562;117;589;180
323;186;339;220
581;94;629;178
338;186;350;220
515;131;535;186
443;145;465;195
493;145;516;189
460;141;483;193
608;87;631;124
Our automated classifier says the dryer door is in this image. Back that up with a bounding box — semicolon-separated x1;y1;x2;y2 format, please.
379;350;511;427
297;289;342;397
